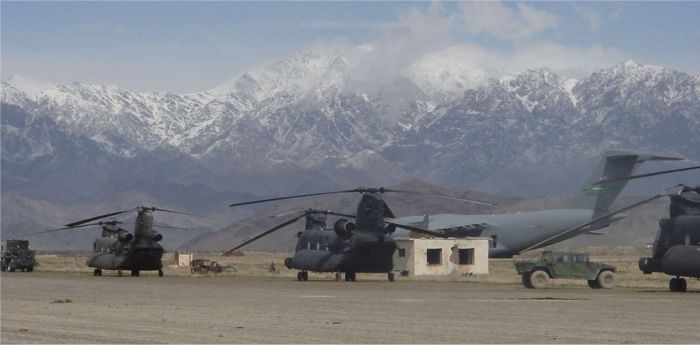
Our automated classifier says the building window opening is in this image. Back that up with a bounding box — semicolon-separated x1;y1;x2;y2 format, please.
458;248;474;265
398;248;406;257
426;248;442;265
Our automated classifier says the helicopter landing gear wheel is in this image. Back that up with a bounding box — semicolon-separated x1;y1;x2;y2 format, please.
93;269;102;276
388;272;395;282
303;271;309;281
297;271;308;281
345;272;356;282
297;271;303;281
117;270;123;277
670;277;687;292
335;272;342;281
158;269;164;277
130;270;140;277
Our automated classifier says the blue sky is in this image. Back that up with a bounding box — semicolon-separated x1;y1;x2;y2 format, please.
2;1;699;93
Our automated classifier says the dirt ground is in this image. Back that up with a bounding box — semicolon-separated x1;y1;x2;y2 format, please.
2;250;699;343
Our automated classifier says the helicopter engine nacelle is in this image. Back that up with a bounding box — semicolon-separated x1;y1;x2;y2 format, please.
334;219;355;237
117;231;133;243
151;232;163;242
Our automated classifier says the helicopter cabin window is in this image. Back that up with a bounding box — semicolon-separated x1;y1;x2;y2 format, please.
426;248;442;265
316;242;321;250
398;248;406;257
458;249;474;265
307;241;311;250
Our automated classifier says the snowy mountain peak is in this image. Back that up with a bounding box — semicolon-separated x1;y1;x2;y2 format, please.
4;75;53;98
210;49;348;101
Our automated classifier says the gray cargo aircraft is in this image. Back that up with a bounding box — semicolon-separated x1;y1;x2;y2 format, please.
391;150;692;258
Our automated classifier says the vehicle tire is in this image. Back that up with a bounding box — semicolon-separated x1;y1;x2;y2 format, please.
302;271;309;281
521;274;534;288
388;272;395;282
158;269;164;277
671;278;687;292
350;272;356;282
669;278;678;291
596;270;615;289
335;272;342;281
528;270;549;289
587;280;601;289
117;270;123;277
297;272;303;281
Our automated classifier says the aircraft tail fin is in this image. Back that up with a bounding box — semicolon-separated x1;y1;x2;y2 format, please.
568;150;683;218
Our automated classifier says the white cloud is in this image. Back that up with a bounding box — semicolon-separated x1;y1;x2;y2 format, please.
406;42;624;96
507;42;624;77
336;2;621;96
574;6;605;30
461;1;559;40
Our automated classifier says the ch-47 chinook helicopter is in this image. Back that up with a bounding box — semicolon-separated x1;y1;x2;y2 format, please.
637;184;700;292
28;206;203;277
224;188;493;282
578;174;700;292
391;150;699;258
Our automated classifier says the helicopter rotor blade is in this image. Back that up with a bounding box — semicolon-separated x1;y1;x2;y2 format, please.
229;189;359;207
593;165;700;185
270;210;308;218
383;220;449;238
230;187;493;207
147;207;216;220
271;209;357;219
153;224;189;231
64;210;133;227
24;221;122;237
382;189;495;206
223;214;307;255
519;185;686;253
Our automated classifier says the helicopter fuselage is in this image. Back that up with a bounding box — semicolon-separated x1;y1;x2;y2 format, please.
283;192;398;275
86;209;164;274
284;229;396;274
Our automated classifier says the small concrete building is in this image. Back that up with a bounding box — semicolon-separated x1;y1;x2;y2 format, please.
174;252;193;268
393;238;490;276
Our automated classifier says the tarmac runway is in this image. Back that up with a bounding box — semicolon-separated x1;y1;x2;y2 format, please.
2;272;699;343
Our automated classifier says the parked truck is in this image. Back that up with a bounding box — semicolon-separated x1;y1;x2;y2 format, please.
514;251;616;289
1;240;37;272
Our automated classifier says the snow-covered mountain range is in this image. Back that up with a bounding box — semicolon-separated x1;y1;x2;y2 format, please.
2;49;699;248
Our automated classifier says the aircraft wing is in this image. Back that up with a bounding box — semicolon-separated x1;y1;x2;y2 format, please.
389;214;493;237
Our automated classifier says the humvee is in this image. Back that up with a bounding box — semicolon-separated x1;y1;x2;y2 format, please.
514;251;616;289
1;239;37;272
